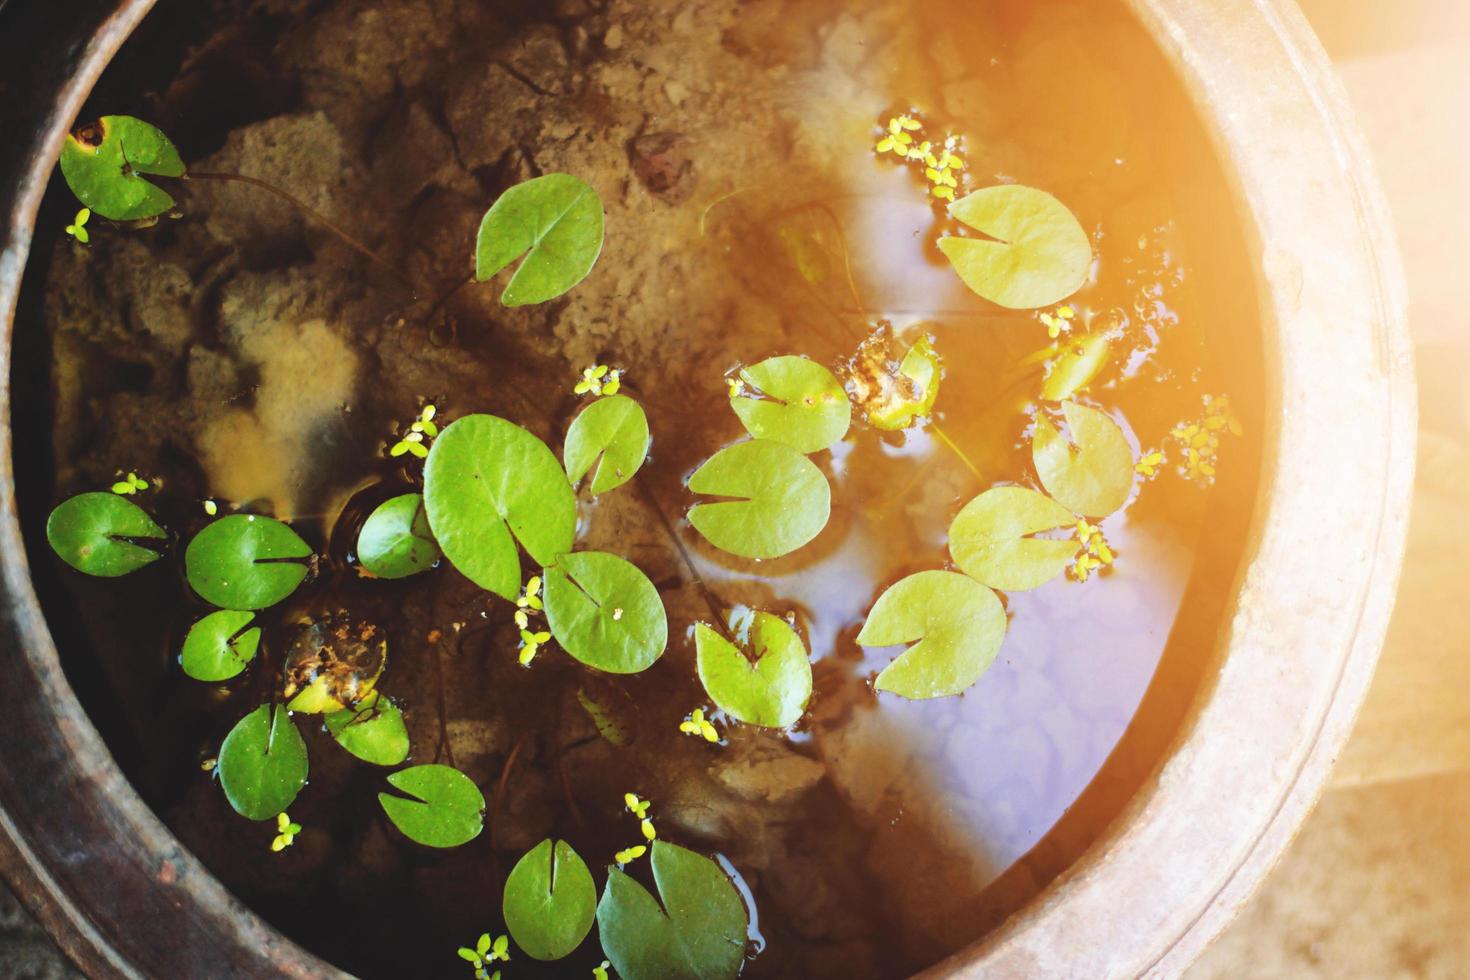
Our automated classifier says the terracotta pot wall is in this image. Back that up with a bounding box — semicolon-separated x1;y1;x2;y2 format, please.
0;1;1411;977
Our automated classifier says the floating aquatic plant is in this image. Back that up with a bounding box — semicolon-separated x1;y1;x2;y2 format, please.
564;394;650;495
1032;401;1135;517
948;486;1078;592
324;691;410;766
357;493;440;579
59;115;185;221
217;704;309;821
543;551;668;674
457;932;508;980
270;812;302;853
185;514;312;610
378;763;485;848
695;610;812;728
503;838;598;961
727;355;850;454
687;439;830;559
422;414;577;601
64;208;91;244
475;173;605;307
180;609;261;682
597;840;749;980
45;492;166;577
857;570;1007;700
939;185;1092;310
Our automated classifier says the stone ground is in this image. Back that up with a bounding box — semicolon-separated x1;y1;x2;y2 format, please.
3;0;1468;976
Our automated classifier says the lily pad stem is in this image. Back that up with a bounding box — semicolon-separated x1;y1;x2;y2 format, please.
184;171;417;294
931;422;983;481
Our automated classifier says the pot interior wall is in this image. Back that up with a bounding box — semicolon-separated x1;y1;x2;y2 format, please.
9;0;1264;975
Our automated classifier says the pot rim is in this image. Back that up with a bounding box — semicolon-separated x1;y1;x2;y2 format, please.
0;0;1413;977
937;0;1414;975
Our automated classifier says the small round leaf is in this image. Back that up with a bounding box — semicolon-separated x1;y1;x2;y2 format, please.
180;610;260;682
217;704;309;821
325;691;410;766
730;355;850;453
938;185;1091;310
544;551;667;674
475;174;605;307
687;440;830;560
564;395;650;495
423;414;576;601
948;486;1078;591
695;613;812;728
378;764;485;848
597;840;748;980
59;116;185;221
45;492;166;577
185;515;312;610
503;838;598;961
856;570;1008;700
1032;401;1134;517
357;493;440;579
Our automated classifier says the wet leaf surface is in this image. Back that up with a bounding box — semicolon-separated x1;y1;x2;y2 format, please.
45;492;166;577
544;551;667;674
503;838;597;961
180;609;260;682
695;611;812;728
424;414;576;600
597;840;748;980
939;185;1091;310
184;514;311;610
1032;401;1134;517
475;174;605;307
857;570;1008;699
378;764;484;849
687;440;830;559
564;395;650;495
357;493;440;579
325;691;410;766
948;486;1077;591
217;704;308;821
58;115;184;221
730;355;850;453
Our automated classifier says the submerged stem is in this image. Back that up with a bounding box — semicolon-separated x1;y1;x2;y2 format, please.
931;422;984;482
183;171;418;294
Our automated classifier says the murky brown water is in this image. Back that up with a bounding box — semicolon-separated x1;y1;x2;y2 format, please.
15;0;1261;976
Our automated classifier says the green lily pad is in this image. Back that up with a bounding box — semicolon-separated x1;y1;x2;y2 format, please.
45;492;166;577
695;612;812;728
564;395;650;495
1041;331;1110;402
503;838;598;961
597;840;748;980
325;691;410;766
688;440;830;559
423;414;576;601
938;185;1092;310
217;704;309;821
180;610;260;682
357;493;440;579
475;173;605;307
185;514;312;610
544;551;667;674
869;337;942;431
378;764;485;848
857;570;1008;700
58;115;185;221
1032;401;1134;517
948;486;1077;591
730;355;850;454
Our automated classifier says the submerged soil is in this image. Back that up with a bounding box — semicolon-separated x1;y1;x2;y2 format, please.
17;0;1263;976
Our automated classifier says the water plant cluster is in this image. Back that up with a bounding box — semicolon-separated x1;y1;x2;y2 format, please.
46;111;1240;977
